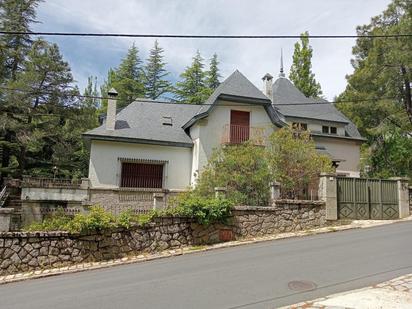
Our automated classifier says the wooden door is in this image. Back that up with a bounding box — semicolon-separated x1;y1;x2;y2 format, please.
230;110;250;144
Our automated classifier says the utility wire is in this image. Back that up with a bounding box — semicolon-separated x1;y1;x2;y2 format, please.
0;86;399;107
1;31;411;39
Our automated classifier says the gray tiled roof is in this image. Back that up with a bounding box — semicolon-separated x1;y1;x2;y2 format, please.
272;77;363;139
84;99;201;147
183;70;285;129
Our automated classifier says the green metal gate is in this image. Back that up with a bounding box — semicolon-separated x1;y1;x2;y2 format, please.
337;177;399;220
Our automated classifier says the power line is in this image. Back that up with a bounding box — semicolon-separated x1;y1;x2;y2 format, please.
0;86;398;107
1;31;411;39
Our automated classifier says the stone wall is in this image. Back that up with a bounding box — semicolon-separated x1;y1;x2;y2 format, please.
0;201;326;275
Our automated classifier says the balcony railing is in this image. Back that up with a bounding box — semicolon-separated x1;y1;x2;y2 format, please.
221;124;265;146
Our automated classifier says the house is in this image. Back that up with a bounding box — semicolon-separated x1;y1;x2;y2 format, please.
83;69;364;200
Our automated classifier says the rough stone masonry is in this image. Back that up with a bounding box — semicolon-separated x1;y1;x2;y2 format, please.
0;201;326;275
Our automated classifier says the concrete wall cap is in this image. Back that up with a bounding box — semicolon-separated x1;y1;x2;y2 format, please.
320;172;337;177
0;208;14;214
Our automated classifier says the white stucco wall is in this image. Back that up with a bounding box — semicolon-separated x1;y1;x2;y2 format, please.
190;100;278;183
286;116;346;136
313;136;362;177
88;140;192;190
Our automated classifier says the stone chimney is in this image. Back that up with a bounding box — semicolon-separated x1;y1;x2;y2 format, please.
106;88;118;130
262;73;273;99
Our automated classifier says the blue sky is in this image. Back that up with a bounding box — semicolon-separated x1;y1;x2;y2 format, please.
34;0;392;100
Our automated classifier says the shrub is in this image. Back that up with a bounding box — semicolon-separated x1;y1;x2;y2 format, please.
267;127;333;198
65;206;115;233
195;142;271;206
168;192;233;225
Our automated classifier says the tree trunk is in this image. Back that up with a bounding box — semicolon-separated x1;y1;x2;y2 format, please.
400;66;412;125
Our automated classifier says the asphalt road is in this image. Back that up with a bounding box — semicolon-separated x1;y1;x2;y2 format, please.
0;222;411;309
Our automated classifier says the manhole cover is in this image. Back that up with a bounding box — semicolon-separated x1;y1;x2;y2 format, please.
288;280;317;291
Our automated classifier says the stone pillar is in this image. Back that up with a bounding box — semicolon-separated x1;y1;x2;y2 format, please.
319;173;338;220
80;178;90;190
0;208;14;232
153;193;165;210
214;187;227;199
390;177;410;218
270;181;281;201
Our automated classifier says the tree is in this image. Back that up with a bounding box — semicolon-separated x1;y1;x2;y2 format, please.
0;0;42;182
206;53;221;90
103;44;145;110
175;50;211;104
289;31;323;98
143;40;171;100
3;39;78;177
195;142;272;206
337;0;412;178
0;0;41;81
267;127;333;198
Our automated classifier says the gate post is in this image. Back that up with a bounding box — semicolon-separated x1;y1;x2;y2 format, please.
390;177;410;218
319;173;338;220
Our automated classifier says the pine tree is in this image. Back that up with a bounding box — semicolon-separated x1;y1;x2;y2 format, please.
5;39;78;177
83;76;100;109
100;68;116;111
206;53;221;90
112;43;145;109
0;0;42;182
144;40;171;100
289;31;322;98
0;0;41;81
175;50;210;104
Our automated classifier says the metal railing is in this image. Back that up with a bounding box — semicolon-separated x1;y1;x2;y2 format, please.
0;185;8;206
221;124;265;146
21;177;82;189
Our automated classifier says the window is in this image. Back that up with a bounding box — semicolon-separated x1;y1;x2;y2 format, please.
322;126;338;134
292;122;307;131
120;162;163;188
162;116;173;126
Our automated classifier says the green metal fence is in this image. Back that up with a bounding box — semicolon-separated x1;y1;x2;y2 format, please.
337;177;398;220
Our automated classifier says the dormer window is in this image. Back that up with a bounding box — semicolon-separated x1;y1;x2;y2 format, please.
322;126;338;134
292;122;307;131
162;116;173;126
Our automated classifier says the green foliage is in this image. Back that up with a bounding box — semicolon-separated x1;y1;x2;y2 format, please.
175;50;213;104
66;206;115;233
267;127;333;197
100;44;145;110
25;208;72;232
144;40;171;99
337;0;412;178
289;31;323;98
195;142;272;206
206;53;221;90
166;193;233;225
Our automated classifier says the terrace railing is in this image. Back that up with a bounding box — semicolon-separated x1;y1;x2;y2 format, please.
221;124;265;146
21;177;82;189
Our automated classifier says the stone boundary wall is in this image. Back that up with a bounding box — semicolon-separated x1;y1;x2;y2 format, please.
0;201;325;275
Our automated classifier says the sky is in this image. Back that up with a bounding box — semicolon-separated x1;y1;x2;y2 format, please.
34;0;392;100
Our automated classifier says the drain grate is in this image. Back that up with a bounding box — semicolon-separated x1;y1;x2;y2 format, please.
288;280;317;291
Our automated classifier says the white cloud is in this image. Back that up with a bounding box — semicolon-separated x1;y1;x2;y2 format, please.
35;0;392;99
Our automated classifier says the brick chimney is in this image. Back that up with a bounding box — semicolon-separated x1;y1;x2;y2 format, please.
106;88;118;130
262;73;273;99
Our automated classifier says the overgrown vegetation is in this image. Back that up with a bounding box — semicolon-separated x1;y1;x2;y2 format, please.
189;128;332;204
24;197;233;232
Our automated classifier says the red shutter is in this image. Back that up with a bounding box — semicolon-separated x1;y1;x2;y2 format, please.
121;163;163;188
230;110;250;143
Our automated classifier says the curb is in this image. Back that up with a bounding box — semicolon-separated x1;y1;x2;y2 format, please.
1;216;411;285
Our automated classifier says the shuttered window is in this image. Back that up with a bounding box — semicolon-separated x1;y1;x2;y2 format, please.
120;163;163;188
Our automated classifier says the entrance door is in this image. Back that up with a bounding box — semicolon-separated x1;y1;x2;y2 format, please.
230;110;250;144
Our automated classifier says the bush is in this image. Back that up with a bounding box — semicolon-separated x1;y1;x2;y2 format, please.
267;127;333;198
167;192;233;225
195;142;271;206
24;208;72;232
